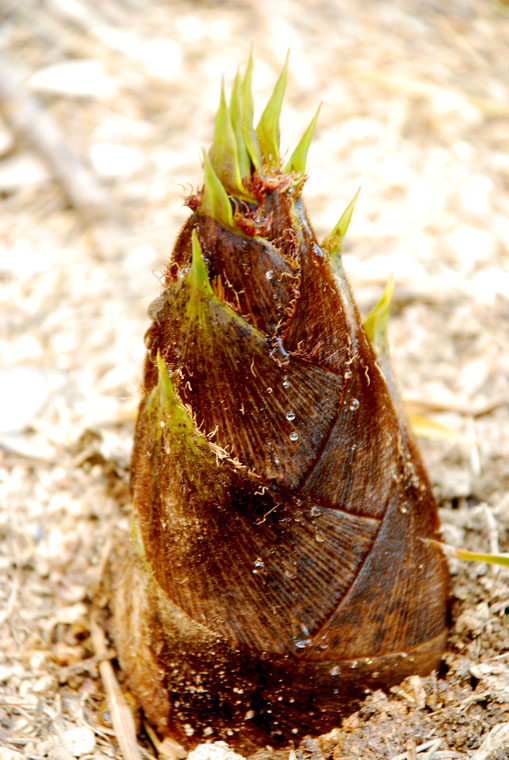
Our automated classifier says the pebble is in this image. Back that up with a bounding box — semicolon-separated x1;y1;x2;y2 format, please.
0;750;26;760
29;60;118;98
32;674;58;695
188;741;246;760
62;726;96;757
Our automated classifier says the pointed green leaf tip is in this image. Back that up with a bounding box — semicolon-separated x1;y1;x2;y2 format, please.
425;539;509;569
155;350;177;417
187;228;214;297
155;351;198;451
363;274;394;356
283;103;321;175
322;188;360;258
209;81;249;199
240;53;261;171
452;547;509;568
230;71;252;181
200;149;234;230
256;54;289;169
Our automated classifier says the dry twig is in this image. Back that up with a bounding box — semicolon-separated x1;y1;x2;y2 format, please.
90;614;143;760
389;739;443;760
0;55;111;222
471;723;509;760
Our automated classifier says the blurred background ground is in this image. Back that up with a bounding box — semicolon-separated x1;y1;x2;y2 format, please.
0;1;508;759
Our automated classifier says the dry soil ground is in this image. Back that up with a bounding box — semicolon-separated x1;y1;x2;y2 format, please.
0;1;508;759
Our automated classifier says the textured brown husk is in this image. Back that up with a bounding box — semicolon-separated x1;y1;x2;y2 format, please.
108;79;449;752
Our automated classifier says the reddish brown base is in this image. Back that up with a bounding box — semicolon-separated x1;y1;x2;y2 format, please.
108;541;447;753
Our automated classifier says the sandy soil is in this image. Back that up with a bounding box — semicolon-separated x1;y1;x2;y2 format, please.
0;1;508;759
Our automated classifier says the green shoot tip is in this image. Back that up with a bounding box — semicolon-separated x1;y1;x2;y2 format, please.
283;103;321;175
363;274;394;356
187;229;214;297
322;188;360;258
255;54;289;170
200;150;235;230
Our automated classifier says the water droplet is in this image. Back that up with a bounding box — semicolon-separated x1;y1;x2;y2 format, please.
344;369;353;379
399;502;408;514
265;269;274;281
294;638;312;649
282;380;290;389
266;387;273;394
309;505;321;518
289;431;299;442
372;670;380;677
349;398;360;411
315;531;326;543
330;665;340;676
351;660;358;669
286;410;296;421
284;562;297;580
252;558;265;574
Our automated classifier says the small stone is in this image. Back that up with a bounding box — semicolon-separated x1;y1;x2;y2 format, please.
0;154;49;192
29;652;46;669
0;665;14;682
62;727;96;757
0;750;26;760
89;143;145;179
187;741;246;760
32;674;58;695
29;60;118;98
